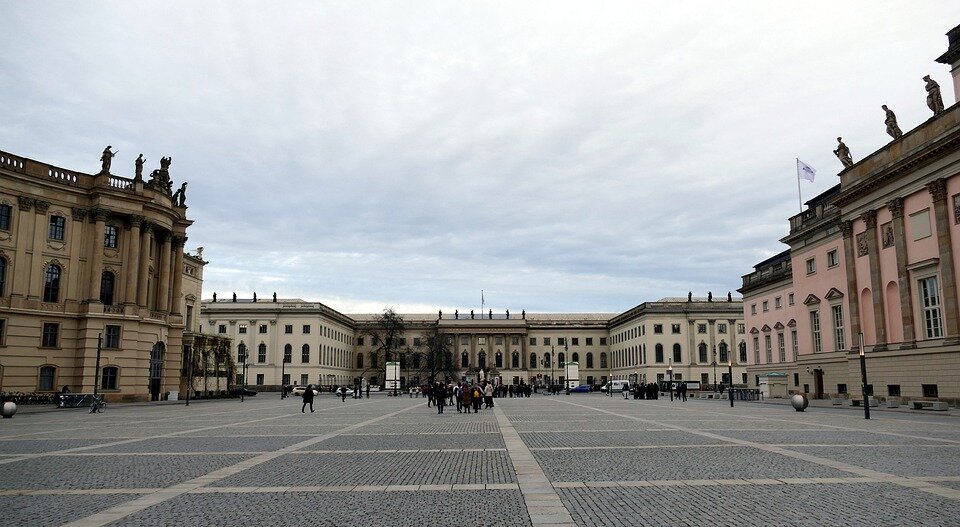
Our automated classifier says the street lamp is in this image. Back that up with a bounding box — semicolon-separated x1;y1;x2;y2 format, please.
728;359;734;408
280;353;289;399
667;362;674;402
240;352;248;403
858;332;870;420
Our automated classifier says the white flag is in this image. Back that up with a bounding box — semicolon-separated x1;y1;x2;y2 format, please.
797;159;816;182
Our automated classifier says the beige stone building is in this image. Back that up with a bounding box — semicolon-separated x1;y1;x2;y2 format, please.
0;148;200;401
199;296;745;390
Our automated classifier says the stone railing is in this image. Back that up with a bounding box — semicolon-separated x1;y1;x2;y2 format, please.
47;167;79;185
107;175;135;190
0;152;25;172
148;311;168;322
104;305;125;315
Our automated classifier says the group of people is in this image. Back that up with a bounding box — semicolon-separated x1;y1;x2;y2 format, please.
617;382;692;401
423;381;500;414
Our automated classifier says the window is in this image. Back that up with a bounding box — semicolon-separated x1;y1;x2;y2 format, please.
701;373;709;385
41;323;59;347
529;353;536;368
751;304;757;315
0;257;6;296
239;324;247;334
922;384;939;398
752;336;760;364
655;344;664;363
774;297;782;309
788;293;795;305
478;336;486;345
104;325;121;348
557;337;565;346
355;352;363;368
571;337;579;346
791;330;798;361
529;337;536;345
496;353;503;368
461;336;470;345
218;324;227;334
793;373;800;387
671;324;681;334
542;352;551;368
413;337;421;346
827;249;839;267
300;374;309;386
284;325;293;334
512;352;520;368
301;344;310;363
718;323;727;334
698;323;707;333
0;318;5;345
810;310;822;353
43;264;61;302
495;336;504;345
282;373;291;386
698;343;707;363
543;337;550;345
0;203;11;230
48;215;65;240
104;225;119;248
599;338;607;345
357;337;364;346
919;276;943;339
832;305;845;351
718;342;728;363
39;366;56;391
572;352;579;363
301;324;310;334
558;353;565;366
737;323;745;334
237;343;247;363
599;352;608;369
762;301;769;312
764;335;772;363
805;258;816;274
101;366;118;390
672;343;681;363
512;336;520;345
259;324;267;334
777;333;785;362
256;374;264;385
653;324;663;334
586;352;594;368
887;385;901;397
837;384;848;395
99;271;115;305
258;343;267;363
586;337;593;345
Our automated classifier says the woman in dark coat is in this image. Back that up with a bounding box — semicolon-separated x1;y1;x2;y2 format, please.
302;385;315;413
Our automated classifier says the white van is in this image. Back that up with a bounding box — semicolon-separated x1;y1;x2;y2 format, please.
600;380;630;392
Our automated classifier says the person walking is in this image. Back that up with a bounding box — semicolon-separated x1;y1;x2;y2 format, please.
680;381;688;402
302;385;315;413
365;383;370;399
472;385;483;413
339;385;347;402
483;382;494;409
436;383;446;414
622;383;630;400
462;383;474;414
455;383;464;413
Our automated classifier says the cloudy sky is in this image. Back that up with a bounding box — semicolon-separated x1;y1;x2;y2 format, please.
2;2;958;313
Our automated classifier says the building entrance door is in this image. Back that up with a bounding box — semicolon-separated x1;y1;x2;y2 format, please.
149;342;165;401
813;369;824;399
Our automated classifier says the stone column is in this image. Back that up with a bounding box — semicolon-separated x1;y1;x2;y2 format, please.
840;220;861;346
124;216;143;305
88;208;108;302
170;235;186;315
157;231;172;312
66;208;87;303
11;197;34;299
687;320;695;364
137;223;152;307
28;200;51;300
887;198;916;347
928;178;959;340
862;210;887;349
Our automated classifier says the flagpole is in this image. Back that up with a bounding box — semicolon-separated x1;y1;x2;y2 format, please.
796;158;803;213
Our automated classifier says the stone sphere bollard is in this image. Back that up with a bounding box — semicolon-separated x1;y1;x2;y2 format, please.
1;401;17;418
791;394;809;412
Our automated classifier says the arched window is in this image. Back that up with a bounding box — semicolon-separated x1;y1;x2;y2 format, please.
543;352;551;368
43;264;61;302
699;342;708;363
283;344;292;364
572;352;579;363
369;352;378;369
655;344;664;363
673;343;682;363
599;352;607;369
0;256;6;297
495;352;503;368
237;342;247;363
38;365;56;391
530;353;537;368
461;352;469;368
739;341;747;363
558;352;565;367
586;352;594;368
301;344;310;363
258;343;267;363
99;271;115;305
101;366;119;390
719;342;728;363
356;352;364;369
512;352;520;368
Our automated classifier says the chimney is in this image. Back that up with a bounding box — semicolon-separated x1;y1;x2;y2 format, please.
935;24;960;104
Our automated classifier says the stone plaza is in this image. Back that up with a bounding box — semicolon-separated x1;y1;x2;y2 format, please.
2;394;960;526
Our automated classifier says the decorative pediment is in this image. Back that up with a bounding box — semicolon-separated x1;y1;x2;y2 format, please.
824;288;844;300
773;322;785;330
761;324;772;332
803;294;821;306
750;327;760;334
787;319;797;327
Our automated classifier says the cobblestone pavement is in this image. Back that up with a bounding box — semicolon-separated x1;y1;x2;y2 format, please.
2;394;960;526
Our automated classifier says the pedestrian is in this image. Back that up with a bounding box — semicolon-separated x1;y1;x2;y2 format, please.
302;385;315;413
426;384;433;407
365;384;370;399
455;383;464;413
472;385;482;413
622;383;629;400
339;385;347;402
436;383;445;414
483;382;494;409
680;381;688;402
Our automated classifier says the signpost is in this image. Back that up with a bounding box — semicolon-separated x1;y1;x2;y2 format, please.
386;361;400;396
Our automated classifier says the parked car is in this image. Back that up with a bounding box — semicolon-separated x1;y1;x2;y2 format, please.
600;380;630;392
569;384;591;393
334;387;355;396
291;386;319;396
230;387;257;397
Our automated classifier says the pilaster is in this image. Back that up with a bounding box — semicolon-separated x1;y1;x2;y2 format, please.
840;220;861;346
887;198;916;347
928;178;959;341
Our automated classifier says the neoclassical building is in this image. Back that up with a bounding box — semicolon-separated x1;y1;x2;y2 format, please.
199;295;744;390
740;26;960;402
0;148;201;401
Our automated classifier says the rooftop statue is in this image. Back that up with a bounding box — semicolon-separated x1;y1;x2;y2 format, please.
924;75;945;116
882;105;903;140
172;182;187;206
833;137;853;168
134;154;145;181
100;146;115;173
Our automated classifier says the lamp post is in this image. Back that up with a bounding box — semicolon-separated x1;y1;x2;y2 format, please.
728;360;734;407
667;362;674;401
859;332;870;420
240;352;247;403
186;345;193;406
280;353;288;399
712;360;717;392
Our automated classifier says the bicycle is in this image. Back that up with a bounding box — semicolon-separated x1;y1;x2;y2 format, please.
89;395;105;413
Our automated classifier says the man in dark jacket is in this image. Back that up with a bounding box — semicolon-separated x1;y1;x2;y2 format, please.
302;385;315;413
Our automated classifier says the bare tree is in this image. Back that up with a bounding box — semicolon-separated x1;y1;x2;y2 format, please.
410;323;458;385
364;308;406;387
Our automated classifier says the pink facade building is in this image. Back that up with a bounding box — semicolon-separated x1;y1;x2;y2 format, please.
740;26;960;402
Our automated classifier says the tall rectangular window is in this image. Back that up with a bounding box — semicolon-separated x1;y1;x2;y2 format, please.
103;225;119;248
104;325;121;349
777;332;785;362
791;330;798;361
753;336;760;364
42;323;59;347
302;325;311;334
0;319;6;345
827;249;839;267
259;324;267;334
832;304;845;351
764;335;772;363
919;276;943;339
284;325;293;334
218;324;227;334
810;310;822;353
239;324;247;334
48;216;65;240
256;374;264;385
0;204;11;230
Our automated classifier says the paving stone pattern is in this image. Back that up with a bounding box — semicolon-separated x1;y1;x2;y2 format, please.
2;394;960;526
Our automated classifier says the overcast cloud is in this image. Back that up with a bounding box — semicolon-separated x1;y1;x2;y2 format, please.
2;2;958;313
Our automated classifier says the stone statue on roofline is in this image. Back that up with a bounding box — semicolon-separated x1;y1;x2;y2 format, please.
134;154;145;181
924;75;944;116
833;137;853;168
148;156;174;194
100;146;115;173
882;105;903;140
